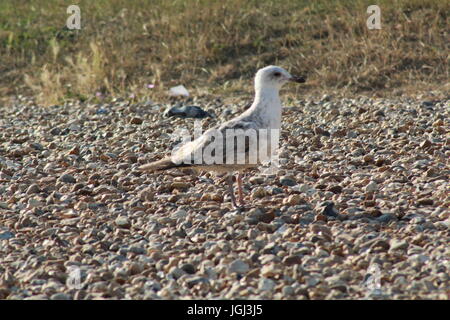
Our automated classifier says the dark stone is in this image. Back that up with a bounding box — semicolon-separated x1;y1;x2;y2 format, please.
283;255;302;266
321;201;339;217
96;108;109;115
180;263;196;274
49;127;61;135
58;174;76;183
376;214;397;223
164;105;212;119
270;187;284;195
327;185;342;194
280;177;296;186
0;231;15;240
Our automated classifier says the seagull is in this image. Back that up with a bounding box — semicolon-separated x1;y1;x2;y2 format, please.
139;65;305;208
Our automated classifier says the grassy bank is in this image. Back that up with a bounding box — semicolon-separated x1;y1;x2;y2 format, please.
0;0;448;105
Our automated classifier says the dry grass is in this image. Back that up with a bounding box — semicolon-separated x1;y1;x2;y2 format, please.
0;0;448;105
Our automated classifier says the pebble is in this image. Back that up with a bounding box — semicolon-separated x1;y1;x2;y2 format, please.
280;176;296;186
26;184;40;195
283;194;302;206
185;276;208;288
319;202;339;217
130;117;143;125
420;139;432;149
328;278;348;293
164;105;212;118
249;176;264;184
282;255;302;266
228;260;250;274
0;231;15;240
251;187;266;199
258;278;276;291
327;185;342;194
365;181;378;193
171;209;188;219
390;239;409;251
58;174;76;184
282;285;295;296
180;263;196;274
129;245;146;254
115;216;131;229
50;293;71;300
376;214;396;223
0;202;9;210
417;198;433;206
363;154;375;163
261;264;281;277
49;127;61;135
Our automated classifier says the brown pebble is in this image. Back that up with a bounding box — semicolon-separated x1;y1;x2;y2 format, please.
68;146;80;155
314;214;327;222
375;158;387;166
130;117;143;125
331;129;346;137
245;268;260;278
432;119;443;127
71;183;85;192
314;127;330;136
170;182;190;191
256;222;277;233
420;139;432;149
363;154;374;163
210;193;224;202
364;200;376;207
370;239;390;251
282;255;302;266
327;185;342;194
367;209;382;217
283;194;302;205
251;187;267;199
425;168;437;177
417;198;433;206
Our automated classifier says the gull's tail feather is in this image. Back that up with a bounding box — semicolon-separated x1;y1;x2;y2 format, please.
139;158;183;172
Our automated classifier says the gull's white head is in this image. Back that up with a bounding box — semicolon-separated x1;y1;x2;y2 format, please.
254;65;305;92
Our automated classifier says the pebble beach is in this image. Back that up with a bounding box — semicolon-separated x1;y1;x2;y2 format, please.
0;94;448;300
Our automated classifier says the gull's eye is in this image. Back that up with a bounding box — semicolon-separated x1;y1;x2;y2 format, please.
273;72;281;77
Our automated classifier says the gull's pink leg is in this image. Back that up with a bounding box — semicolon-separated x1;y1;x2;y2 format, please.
227;174;238;208
237;172;245;206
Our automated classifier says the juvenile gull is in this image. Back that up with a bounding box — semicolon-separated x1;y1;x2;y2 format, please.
139;65;305;207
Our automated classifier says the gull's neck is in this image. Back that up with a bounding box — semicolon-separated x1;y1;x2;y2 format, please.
248;85;282;129
254;85;280;103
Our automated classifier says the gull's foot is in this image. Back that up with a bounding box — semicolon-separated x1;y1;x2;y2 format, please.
232;201;248;211
227;196;243;211
232;204;245;211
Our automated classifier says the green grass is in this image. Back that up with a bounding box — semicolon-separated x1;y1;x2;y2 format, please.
0;0;448;105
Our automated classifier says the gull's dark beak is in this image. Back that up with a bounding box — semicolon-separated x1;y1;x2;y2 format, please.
289;76;306;83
